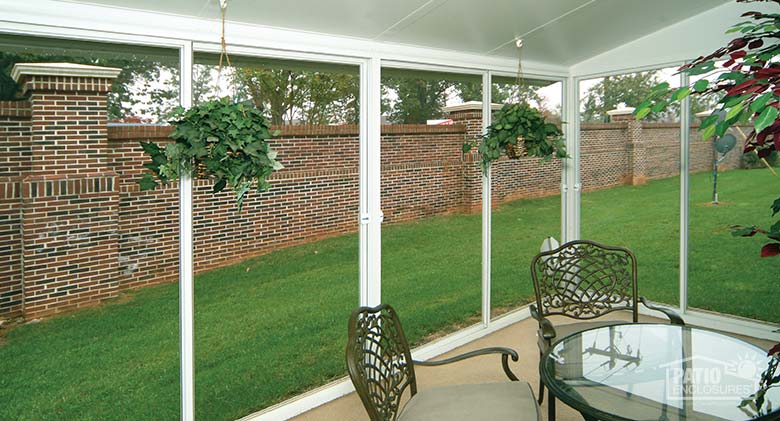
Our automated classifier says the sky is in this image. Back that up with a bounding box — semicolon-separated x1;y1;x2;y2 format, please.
578;67;681;109
441;66;680;114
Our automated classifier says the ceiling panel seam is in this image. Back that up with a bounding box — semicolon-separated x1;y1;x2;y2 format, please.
485;0;597;55
195;0;212;17
373;0;450;41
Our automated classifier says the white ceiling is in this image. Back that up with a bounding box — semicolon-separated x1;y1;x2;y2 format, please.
60;0;731;67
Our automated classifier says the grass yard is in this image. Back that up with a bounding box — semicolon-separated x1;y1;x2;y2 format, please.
0;169;777;420
580;168;779;321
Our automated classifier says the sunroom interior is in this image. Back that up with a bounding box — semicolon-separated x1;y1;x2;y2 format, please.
1;0;779;420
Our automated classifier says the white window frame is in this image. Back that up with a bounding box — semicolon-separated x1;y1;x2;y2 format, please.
1;13;777;421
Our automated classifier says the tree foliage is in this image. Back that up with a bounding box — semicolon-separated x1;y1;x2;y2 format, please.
635;0;780;257
582;71;720;123
454;81;509;103
382;77;451;124
583;72;666;122
0;52;178;122
454;80;557;115
230;68;359;125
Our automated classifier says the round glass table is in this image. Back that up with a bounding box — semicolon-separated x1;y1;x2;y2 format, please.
540;323;780;421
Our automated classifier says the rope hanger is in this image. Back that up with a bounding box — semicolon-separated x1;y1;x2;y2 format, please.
216;0;232;85
515;38;524;86
515;38;525;101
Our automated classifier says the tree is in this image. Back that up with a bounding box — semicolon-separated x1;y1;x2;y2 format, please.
302;72;359;125
383;77;452;124
582;72;666;122
582;71;721;123
453;81;510;104
193;65;218;105
230;67;358;125
454;81;551;109
232;68;305;125
1;52;178;122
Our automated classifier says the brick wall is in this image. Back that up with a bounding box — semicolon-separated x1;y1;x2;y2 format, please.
0;67;747;320
381;125;467;222
107;123;466;289
581;123;631;190
20;176;119;316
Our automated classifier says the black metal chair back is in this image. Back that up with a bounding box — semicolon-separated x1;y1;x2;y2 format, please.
346;304;417;421
530;240;638;322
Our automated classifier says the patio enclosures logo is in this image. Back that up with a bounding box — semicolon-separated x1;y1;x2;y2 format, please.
662;355;763;401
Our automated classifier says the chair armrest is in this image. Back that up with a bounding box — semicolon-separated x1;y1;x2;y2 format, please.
414;347;520;381
530;304;557;341
640;296;685;326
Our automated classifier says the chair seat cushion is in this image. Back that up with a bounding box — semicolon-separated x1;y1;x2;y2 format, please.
538;320;625;352
397;381;540;421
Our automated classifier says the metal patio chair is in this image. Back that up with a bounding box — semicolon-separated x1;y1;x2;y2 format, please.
530;239;684;405
346;304;541;421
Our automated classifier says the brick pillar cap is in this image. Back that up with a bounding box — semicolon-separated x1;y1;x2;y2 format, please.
606;107;636;117
11;62;122;82
443;101;503;113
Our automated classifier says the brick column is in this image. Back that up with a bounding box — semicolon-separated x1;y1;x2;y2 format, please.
444;101;501;139
12;63;122;318
0;101;31;318
444;101;501;213
608;107;647;185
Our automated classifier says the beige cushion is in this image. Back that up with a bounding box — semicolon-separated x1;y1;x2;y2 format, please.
397;381;540;421
538;320;625;352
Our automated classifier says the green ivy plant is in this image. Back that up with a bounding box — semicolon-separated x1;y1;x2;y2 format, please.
138;97;283;211
462;102;566;172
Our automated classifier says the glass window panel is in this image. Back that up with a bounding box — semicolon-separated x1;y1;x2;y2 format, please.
0;34;180;418
489;78;563;317
191;53;360;418
580;68;681;307
380;67;482;343
688;66;779;323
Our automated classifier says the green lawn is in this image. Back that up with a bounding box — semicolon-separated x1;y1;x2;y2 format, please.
0;169;777;420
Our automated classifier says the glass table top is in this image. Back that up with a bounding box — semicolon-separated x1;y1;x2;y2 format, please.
540;323;780;421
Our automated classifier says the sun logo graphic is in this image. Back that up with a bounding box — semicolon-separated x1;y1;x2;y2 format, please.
660;353;767;401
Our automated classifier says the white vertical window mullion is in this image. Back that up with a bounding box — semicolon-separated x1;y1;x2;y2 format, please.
561;77;569;242
358;59;369;306
563;76;581;243
679;72;691;315
178;40;195;421
481;71;492;327
359;57;382;307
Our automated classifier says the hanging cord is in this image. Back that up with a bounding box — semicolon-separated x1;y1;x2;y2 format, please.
515;39;524;85
216;0;232;86
515;39;524;102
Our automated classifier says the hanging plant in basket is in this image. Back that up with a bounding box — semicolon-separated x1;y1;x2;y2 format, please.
138;97;283;211
462;102;566;172
138;1;281;212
